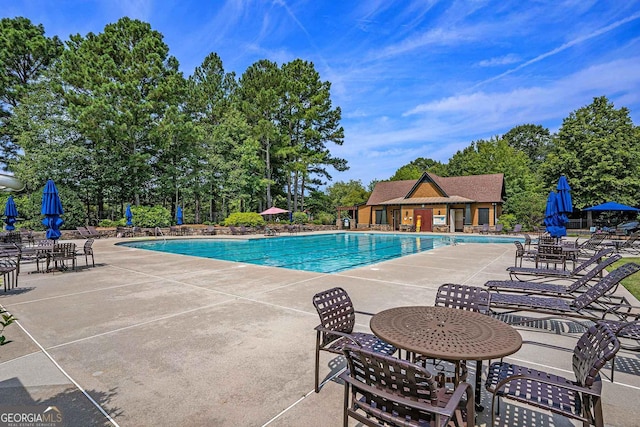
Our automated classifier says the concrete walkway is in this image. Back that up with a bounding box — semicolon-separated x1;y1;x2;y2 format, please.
0;233;638;426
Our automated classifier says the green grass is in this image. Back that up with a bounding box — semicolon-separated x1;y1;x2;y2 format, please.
607;257;640;300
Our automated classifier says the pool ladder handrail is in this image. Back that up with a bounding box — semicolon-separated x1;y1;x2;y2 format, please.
154;226;167;243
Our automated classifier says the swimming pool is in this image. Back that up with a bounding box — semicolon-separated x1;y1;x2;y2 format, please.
119;233;518;274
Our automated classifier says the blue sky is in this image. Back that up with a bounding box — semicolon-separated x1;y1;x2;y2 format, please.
4;1;640;186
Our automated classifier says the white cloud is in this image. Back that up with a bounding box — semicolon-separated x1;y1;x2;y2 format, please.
477;54;520;67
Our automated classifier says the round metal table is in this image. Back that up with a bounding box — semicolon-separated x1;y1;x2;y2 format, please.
370;306;522;410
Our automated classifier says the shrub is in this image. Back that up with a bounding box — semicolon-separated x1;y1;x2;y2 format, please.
223;212;266;227
99;219;125;227
315;211;335;225
498;213;517;231
129;205;172;228
292;211;308;224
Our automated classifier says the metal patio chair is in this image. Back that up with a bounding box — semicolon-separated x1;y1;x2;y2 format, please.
341;344;474;427
312;287;396;393
485;323;620;427
415;284;491;392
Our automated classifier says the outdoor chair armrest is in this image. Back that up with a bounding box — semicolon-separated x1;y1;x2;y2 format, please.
339;372;472;419
313;325;365;346
491;370;601;398
354;309;375;316
601;303;640;321
618;320;640;335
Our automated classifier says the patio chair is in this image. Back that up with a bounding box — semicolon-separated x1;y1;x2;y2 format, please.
513;240;536;267
1;231;22;245
86;225;105;238
312;287;396;393
229;226;243;235
0;257;19;291
264;226;279;236
535;243;567;270
202;226;216;235
506;248;614;281
509;223;522;234
81;238;95;267
489;262;640;323
479;223;489;234
414;284;490;388
48;243;77;272
485;323;619;427
76;226;100;239
19;229;35;246
491;223;504;234
597;303;640;381
604;231;640;254
341;344;474;427
487;253;621;296
31;240;55;273
577;233;607;257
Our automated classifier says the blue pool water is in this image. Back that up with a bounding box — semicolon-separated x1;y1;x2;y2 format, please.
119;233;518;274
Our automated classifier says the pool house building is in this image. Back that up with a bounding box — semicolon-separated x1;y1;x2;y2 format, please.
357;172;506;232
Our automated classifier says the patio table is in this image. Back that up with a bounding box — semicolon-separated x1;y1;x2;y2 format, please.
370;305;522;411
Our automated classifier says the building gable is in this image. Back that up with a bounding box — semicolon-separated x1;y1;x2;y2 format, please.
366;172;505;205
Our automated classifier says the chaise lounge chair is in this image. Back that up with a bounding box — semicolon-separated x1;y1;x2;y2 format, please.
486;253;621;296
86;225;105;238
604;231;640;254
506;248;614;282
489;262;640;322
77;226;100;239
576;233;607;257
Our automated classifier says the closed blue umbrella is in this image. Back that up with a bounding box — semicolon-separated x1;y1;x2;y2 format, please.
556;175;573;215
176;206;183;225
40;179;64;240
4;195;18;231
544;191;566;238
125;204;133;226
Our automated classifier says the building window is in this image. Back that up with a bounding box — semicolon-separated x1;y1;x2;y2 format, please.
375;209;388;224
478;208;489;225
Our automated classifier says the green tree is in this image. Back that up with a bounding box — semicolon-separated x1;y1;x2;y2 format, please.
0;17;63;169
279;59;346;212
187;52;237;221
447;136;543;224
540;96;640;208
237;59;283;210
389;157;446;180
59;17;183;211
326;180;369;208
502;124;551;167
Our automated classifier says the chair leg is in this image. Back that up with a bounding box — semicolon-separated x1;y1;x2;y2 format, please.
315;332;321;393
343;381;350;427
611;356;615;382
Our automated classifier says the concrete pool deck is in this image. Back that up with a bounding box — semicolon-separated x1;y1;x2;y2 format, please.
0;232;638;426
